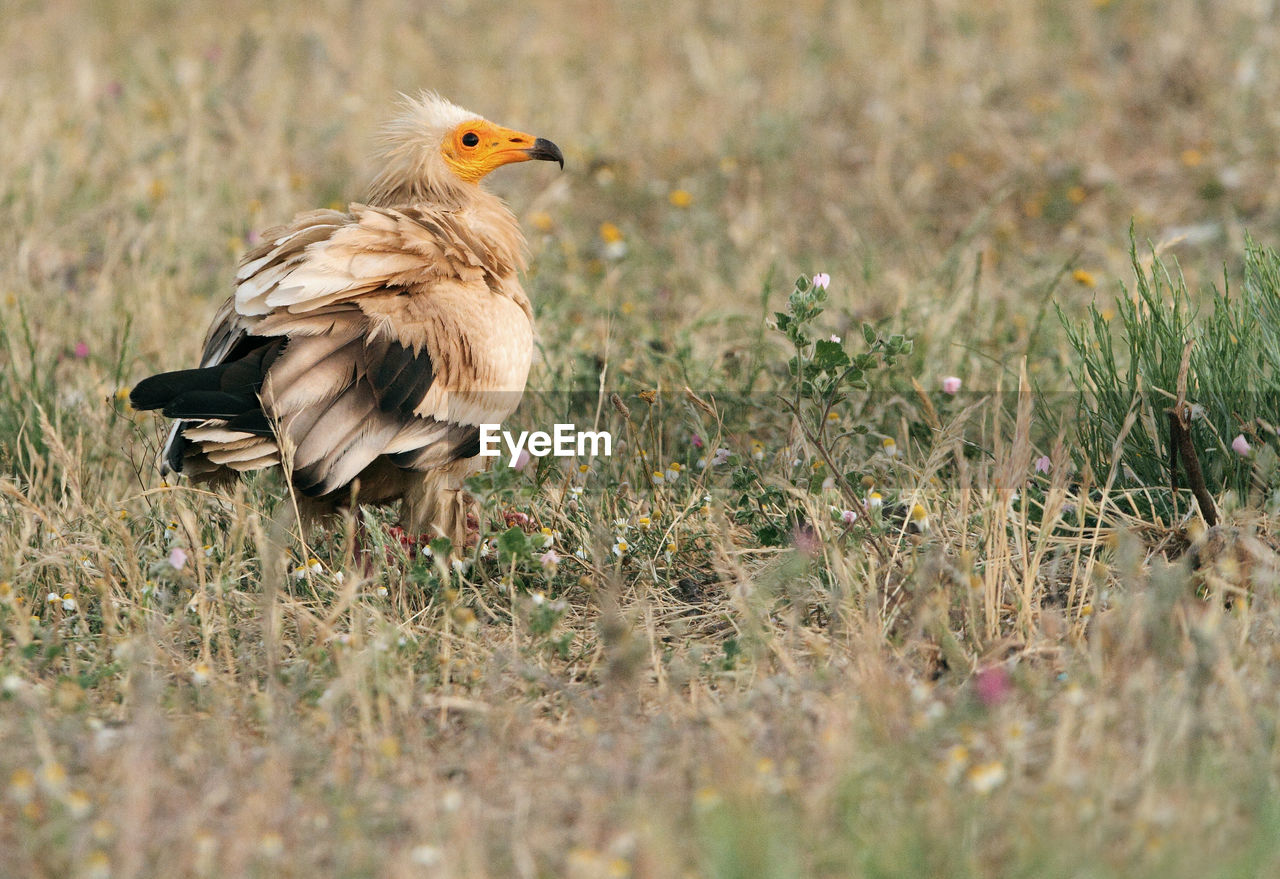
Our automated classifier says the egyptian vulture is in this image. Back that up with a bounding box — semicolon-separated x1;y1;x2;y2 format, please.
130;92;563;547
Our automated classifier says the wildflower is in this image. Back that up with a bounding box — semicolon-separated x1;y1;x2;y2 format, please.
64;788;92;819
530;210;554;233
61;593;78;612
664;542;677;560
191;663;211;685
941;376;962;395
574;548;589;561
651;471;665;485
8;768;35;803
637;515;652;531
409;845;443;867
73;341;90;359
792;525;819;556
841;509;858;526
881;437;898;457
812;272;831;290
168;547;188;570
164;521;179;542
1072;268;1097;288
826;411;840;423
750;439;765;461
292;558;322;579
46;592;60;604
694;786;721;811
540;549;561;572
711;447;731;466
668;188;693;207
909;504;929;532
1034;455;1052;474
512;448;532;471
974;665;1012;707
569;485;584;499
73;850;112;879
941;745;969;783
203;544;215;557
38;761;68;796
664;462;682;482
829;334;841;344
599;222;627;259
866;491;884;510
577;462;590;473
1232;434;1252;455
612;538;629;557
967;760;1008;794
691;433;704;449
376;585;389;597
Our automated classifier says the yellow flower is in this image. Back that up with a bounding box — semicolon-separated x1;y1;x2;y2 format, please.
1072;268;1097;288
599;222;624;243
967;760;1008;794
9;768;35;803
668;188;693;208
529;210;554;232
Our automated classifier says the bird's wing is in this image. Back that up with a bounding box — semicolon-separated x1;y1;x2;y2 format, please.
136;204;533;497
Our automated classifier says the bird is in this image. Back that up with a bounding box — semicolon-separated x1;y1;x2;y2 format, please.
130;92;563;550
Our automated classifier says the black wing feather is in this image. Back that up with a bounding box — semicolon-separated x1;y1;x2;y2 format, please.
365;339;435;416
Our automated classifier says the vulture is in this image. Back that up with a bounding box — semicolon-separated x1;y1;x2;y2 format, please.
130;92;563;548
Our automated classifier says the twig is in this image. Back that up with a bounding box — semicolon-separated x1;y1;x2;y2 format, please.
1167;339;1217;527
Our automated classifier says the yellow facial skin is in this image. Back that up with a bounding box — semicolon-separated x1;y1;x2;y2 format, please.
442;119;564;183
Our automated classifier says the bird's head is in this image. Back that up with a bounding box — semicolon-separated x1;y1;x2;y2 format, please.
366;92;563;206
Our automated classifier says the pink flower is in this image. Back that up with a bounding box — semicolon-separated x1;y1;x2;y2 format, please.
73;342;89;359
711;447;731;466
168;547;188;570
513;448;532;471
941;376;962;395
840;509;857;526
974;666;1012;708
812;273;830;290
792;525;820;557
1034;455;1051;474
1232;434;1252;456
691;433;704;449
539;549;560;571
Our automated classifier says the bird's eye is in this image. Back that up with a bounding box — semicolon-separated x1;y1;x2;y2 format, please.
461;132;480;147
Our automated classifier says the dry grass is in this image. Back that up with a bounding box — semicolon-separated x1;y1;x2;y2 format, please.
5;1;1280;876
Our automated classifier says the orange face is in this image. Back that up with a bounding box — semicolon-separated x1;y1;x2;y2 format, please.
442;119;563;183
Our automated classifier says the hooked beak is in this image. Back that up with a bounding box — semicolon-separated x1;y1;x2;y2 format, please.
524;137;564;169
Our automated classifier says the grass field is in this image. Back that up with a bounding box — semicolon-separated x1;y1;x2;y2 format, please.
6;1;1280;876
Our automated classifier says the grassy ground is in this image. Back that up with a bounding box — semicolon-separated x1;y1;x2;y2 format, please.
5;1;1280;876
